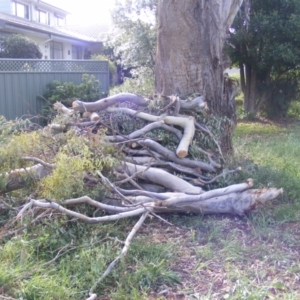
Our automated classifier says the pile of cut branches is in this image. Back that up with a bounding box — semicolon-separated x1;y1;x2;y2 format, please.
0;93;282;298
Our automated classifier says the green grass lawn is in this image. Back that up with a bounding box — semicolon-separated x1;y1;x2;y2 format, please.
1;120;300;299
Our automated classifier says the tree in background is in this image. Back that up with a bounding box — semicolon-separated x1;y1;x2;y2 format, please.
0;34;42;59
227;0;300;117
102;0;157;81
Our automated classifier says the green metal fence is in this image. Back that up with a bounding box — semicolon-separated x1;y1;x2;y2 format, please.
0;59;109;120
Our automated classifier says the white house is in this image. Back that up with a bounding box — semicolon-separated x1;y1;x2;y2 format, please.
0;0;104;59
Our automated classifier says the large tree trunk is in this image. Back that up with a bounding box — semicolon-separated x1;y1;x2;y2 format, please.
155;0;243;153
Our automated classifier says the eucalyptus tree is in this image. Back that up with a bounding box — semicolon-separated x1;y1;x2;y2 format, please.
155;0;244;152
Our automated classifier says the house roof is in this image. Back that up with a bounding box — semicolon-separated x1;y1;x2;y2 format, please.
59;23;110;42
0;12;98;42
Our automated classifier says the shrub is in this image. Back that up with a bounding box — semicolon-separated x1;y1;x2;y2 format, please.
261;75;299;119
287;101;300;118
0;34;42;58
92;54;117;86
40;74;106;122
110;66;154;97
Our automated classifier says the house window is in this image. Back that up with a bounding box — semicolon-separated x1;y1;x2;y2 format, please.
36;9;49;25
72;45;82;59
50;41;63;59
12;1;29;19
56;16;65;26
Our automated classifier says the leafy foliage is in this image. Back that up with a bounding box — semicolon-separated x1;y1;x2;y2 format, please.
0;130;44;171
0;116;40;142
39;130;117;200
0;34;42;58
287;100;300;118
227;0;300;116
102;0;157;88
40;74;105;122
0;116;120;200
92;54;117;86
262;72;300;118
110;66;154;97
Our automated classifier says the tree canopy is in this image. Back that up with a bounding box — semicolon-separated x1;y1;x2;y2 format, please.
0;34;42;59
104;0;157;73
227;0;300;117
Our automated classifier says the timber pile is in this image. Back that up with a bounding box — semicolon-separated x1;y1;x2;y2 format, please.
0;93;283;298
50;92;282;216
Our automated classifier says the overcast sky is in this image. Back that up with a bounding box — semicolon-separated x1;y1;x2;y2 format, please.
47;0;116;24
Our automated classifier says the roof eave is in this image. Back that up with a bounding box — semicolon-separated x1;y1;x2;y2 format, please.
3;22;97;43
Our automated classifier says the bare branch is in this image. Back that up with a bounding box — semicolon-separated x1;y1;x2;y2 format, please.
193;167;242;185
195;121;224;161
97;171;134;204
53;102;74;115
117;162;203;194
22;156;55;169
88;211;150;296
73;93;149;112
106;107;195;158
138;139;216;172
107;121;182;142
18;199;149;223
162;179;254;206
114;172;145;190
64;195;137;213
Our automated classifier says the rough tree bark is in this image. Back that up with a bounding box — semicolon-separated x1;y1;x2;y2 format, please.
155;0;243;153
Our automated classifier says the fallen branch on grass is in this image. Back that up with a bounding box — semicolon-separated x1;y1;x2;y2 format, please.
13;182;282;298
0;92;285;299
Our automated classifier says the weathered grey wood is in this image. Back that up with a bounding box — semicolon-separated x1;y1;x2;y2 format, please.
0;164;52;194
73;93;149;112
106;107;195;158
116;162;203;194
138;139;216;172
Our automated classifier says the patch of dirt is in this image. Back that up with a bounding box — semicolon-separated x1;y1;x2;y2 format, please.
139;216;300;299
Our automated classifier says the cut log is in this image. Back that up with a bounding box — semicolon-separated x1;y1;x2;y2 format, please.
155;188;284;215
72;93;149;112
90;112;101;121
116;162;203;194
53;102;73;115
0;164;52;194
